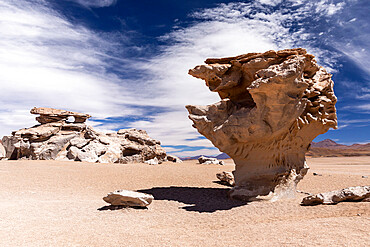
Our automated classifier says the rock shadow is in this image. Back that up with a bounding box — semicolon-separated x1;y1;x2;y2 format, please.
138;186;248;213
212;180;234;187
97;205;148;211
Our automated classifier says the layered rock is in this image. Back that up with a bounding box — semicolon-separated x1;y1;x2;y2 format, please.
301;186;370;205
186;48;337;200
2;107;167;164
30;107;91;124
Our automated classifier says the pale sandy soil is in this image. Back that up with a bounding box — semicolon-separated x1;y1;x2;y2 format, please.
0;157;369;247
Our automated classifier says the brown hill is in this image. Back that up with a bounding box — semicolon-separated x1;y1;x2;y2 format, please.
308;139;370;157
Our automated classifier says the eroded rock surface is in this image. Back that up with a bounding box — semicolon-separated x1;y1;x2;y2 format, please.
103;190;154;207
2;108;167;164
301;186;370;205
186;48;337;200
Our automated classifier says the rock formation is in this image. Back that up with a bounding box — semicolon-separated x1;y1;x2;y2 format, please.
31;107;91;124
198;156;224;165
186;48;337;200
301;186;370;206
103;190;154;207
0;141;5;160
166;154;183;163
216;171;235;187
2;107;167;164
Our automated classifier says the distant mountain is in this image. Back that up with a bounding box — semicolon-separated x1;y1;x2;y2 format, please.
181;139;370;160
181;153;230;160
181;155;203;161
310;139;346;149
215;153;230;159
308;139;370;157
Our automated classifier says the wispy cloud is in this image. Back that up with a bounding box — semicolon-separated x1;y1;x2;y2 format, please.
0;0;368;157
0;0;141;136
133;0;354;155
68;0;117;8
168;148;221;158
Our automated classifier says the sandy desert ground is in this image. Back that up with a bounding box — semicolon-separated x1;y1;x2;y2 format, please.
0;157;369;247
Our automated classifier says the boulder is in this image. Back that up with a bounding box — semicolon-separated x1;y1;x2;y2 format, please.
198;156;223;165
82;141;107;156
186;48;337;200
216;171;235;186
70;137;90;149
77;150;99;163
31;134;77;160
67;146;81;160
145;157;159;165
0;141;6;160
103;190;154;207
167;154;183;163
1;136;20;159
301;186;370;205
98;144;121;163
14;123;61;142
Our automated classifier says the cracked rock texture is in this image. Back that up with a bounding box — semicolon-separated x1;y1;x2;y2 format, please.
186;48;337;200
2;107;167;164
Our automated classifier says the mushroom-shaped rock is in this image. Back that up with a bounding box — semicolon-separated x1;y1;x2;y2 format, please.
186;48;337;200
103;190;154;207
301;186;370;206
30;107;91;124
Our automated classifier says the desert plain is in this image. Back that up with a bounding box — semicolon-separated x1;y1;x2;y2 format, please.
0;156;369;247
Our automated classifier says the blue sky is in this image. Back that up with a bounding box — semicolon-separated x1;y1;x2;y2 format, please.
0;0;369;157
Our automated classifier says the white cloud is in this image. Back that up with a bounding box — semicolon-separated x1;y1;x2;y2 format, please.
169;148;221;158
355;104;370;111
70;0;117;8
314;0;345;16
1;0;367;156
131;1;347;148
0;0;142;136
258;0;283;6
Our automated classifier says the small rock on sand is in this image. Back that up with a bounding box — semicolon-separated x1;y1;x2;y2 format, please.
103;190;154;207
301;186;370;206
198;156;224;165
216;171;235;186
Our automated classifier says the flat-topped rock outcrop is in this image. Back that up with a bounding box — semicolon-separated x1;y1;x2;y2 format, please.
2;108;167;164
186;48;337;200
30;107;91;124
